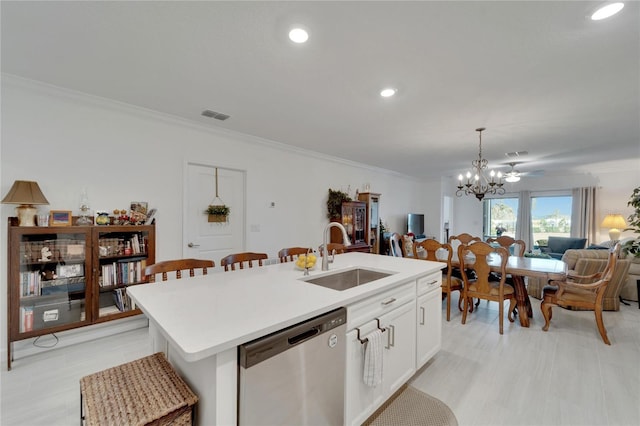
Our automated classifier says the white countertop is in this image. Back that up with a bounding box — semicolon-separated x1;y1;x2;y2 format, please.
128;252;444;362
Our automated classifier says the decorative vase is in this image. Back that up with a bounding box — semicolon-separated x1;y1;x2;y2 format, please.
96;212;110;225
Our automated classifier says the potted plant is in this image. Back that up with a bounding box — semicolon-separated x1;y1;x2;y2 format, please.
622;186;640;258
326;189;351;220
206;204;230;223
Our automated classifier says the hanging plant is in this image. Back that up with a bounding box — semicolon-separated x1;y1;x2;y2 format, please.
205;167;230;223
206;204;230;222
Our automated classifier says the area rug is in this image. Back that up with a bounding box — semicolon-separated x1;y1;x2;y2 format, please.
363;385;458;426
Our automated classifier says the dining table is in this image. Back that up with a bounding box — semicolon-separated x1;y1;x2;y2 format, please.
451;254;567;327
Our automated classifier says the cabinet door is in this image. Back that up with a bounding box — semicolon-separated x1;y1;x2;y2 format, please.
93;225;155;321
416;288;442;368
9;228;91;340
379;301;416;396
344;325;384;426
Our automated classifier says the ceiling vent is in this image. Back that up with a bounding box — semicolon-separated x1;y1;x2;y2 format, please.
201;110;230;121
505;150;528;158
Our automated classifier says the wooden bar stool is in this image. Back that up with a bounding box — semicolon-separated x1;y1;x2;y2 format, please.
80;352;198;425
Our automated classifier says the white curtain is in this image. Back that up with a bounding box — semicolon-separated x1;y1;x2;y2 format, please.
571;187;598;244
516;190;533;252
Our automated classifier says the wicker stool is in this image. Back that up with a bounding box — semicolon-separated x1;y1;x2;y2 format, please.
80;352;198;426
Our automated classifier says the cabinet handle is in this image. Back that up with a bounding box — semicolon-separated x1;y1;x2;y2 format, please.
428;280;438;286
420;307;425;325
381;298;396;306
389;325;395;348
385;327;391;349
187;242;200;248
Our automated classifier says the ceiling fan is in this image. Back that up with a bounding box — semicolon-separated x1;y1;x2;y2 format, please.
503;162;544;182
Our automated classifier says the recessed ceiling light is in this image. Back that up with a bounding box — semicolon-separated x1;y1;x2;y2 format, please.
289;28;309;43
591;2;624;20
380;88;397;98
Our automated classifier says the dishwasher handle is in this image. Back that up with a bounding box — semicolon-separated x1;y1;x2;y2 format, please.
288;327;320;345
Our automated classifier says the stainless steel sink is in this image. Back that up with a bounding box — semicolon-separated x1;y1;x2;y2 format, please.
302;267;395;291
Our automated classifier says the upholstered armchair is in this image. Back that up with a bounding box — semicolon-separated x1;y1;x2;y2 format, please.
528;248;631;311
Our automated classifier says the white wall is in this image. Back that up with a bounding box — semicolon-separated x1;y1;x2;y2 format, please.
1;76;438;359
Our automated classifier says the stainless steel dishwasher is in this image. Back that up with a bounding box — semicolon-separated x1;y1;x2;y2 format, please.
238;307;347;425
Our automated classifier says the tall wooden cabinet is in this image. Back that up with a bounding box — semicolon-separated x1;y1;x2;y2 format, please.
6;218;155;369
330;201;370;253
358;192;381;254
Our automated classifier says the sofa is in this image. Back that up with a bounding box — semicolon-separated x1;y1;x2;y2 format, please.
527;248;631;311
620;256;640;302
540;236;587;259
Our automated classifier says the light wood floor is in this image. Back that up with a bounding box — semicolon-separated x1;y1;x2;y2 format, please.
1;294;639;425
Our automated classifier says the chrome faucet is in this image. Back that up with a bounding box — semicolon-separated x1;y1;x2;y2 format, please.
321;222;351;271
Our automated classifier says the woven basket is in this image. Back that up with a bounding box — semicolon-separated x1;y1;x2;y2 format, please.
208;214;227;223
80;352;198;426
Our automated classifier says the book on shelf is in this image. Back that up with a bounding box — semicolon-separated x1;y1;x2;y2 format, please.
99;305;121;316
112;288;132;312
20;306;34;333
100;258;147;287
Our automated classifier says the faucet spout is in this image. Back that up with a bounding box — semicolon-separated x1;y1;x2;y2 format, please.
321;222;351;271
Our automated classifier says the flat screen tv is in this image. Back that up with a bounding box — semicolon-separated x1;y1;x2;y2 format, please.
407;213;425;236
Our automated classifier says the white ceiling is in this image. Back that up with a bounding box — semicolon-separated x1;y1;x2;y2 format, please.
2;1;639;180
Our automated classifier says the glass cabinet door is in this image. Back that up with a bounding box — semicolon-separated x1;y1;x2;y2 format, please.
94;226;154;320
14;230;90;335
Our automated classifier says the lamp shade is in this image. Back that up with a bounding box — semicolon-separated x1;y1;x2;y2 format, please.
600;214;626;229
2;180;49;205
601;213;627;241
2;180;49;226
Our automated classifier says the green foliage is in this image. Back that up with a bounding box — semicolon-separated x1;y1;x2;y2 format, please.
622;187;640;257
327;189;351;219
206;205;230;216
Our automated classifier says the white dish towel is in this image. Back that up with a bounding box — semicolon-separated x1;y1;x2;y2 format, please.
363;328;384;387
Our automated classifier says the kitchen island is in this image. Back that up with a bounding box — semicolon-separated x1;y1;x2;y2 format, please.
128;252;444;425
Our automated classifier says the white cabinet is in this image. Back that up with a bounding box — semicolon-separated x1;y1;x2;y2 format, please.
344;282;417;426
345;324;384;426
415;271;442;368
344;272;443;426
379;301;416;395
416;288;442;367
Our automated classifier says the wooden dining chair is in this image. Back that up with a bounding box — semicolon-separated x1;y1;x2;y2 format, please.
541;244;620;345
413;239;463;321
278;247;313;263
145;258;214;283
317;243;346;255
486;235;526;290
486;236;526;257
220;252;268;271
389;233;404;257
458;242;516;334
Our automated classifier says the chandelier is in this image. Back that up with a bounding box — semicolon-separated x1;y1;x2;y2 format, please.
455;127;505;201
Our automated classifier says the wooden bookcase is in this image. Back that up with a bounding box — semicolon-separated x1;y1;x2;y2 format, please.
6;218;155;370
330;201;371;253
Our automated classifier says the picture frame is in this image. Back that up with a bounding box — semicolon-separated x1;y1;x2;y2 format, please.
57;263;84;278
49;210;72;227
130;201;148;224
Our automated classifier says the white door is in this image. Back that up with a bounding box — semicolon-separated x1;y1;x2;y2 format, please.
184;163;246;267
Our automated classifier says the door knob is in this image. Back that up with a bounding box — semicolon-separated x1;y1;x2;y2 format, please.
188;242;200;248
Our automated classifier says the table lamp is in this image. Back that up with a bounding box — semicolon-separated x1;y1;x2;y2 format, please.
1;180;49;226
600;213;627;241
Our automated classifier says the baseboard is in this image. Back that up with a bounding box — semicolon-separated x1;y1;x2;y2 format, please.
3;315;149;369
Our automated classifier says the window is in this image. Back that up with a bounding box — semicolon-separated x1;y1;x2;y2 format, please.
483;198;519;240
531;195;572;246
